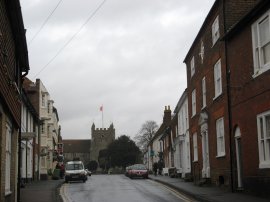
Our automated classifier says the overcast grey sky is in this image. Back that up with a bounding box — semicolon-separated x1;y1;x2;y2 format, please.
20;0;215;140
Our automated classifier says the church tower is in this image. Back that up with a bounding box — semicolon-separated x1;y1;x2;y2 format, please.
90;123;115;163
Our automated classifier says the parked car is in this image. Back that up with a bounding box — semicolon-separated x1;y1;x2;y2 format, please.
128;164;148;179
85;169;92;176
125;166;132;177
65;161;87;183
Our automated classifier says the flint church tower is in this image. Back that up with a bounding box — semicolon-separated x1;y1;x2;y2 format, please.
90;123;115;162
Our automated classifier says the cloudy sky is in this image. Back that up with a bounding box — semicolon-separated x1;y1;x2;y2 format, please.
20;0;215;140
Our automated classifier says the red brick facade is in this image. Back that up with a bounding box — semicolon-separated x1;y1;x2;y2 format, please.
184;0;265;189
226;1;270;195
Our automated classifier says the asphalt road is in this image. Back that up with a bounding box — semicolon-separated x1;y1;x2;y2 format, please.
60;174;194;202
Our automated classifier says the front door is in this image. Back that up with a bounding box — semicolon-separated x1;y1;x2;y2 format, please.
201;124;210;178
235;127;243;189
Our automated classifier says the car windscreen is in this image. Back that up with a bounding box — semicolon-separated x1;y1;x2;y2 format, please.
66;163;83;170
132;165;147;170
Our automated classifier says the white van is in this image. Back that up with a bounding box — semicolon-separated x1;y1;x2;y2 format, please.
65;161;87;183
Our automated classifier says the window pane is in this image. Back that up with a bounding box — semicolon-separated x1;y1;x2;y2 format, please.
221;136;225;153
267;139;270;161
262;42;270;65
253;24;259;47
261;141;265;161
259;17;270;45
260;117;264;139
266;115;270;138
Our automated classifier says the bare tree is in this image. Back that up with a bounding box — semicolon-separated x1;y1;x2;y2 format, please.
135;120;158;150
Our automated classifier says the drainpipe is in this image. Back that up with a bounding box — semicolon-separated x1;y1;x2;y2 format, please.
18;69;29;201
222;0;234;192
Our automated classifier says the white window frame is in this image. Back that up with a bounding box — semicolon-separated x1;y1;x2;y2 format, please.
212;15;220;46
190;56;195;78
257;110;270;168
200;40;204;63
252;9;270;77
214;59;222;99
5;123;12;195
202;77;206;108
192;89;196;117
216;117;225;157
193;133;198;162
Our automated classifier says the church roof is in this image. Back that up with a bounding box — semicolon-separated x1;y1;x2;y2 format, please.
62;139;91;153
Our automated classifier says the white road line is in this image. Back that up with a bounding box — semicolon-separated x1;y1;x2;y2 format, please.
60;183;72;202
148;180;197;202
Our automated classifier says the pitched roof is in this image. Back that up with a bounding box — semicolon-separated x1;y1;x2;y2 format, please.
62;139;91;153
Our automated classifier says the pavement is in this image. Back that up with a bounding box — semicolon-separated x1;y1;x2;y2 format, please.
148;174;270;202
20;179;64;202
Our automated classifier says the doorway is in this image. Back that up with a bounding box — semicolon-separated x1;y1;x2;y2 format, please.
235;127;243;189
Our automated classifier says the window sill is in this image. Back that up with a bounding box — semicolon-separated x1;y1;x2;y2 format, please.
193;160;198;163
216;154;226;158
5;191;12;196
201;106;206;110
213;93;222;101
252;66;270;78
259;162;270;169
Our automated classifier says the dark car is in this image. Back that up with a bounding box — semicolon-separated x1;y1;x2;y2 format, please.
65;161;87;183
128;164;148;179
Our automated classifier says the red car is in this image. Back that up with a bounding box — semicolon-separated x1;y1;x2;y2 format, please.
128;164;148;179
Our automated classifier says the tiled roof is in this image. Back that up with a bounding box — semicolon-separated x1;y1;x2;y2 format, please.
62;139;91;153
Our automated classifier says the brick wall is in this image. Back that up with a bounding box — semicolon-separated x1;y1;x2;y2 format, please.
0;0;22;127
227;3;270;194
185;1;231;186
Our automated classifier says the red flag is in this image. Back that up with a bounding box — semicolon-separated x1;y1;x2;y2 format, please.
100;105;103;111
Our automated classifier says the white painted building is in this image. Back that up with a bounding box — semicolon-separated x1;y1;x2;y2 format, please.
174;89;191;178
146;133;163;171
23;78;61;180
21;91;39;183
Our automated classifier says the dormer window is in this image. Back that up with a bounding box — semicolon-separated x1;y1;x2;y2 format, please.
212;15;220;46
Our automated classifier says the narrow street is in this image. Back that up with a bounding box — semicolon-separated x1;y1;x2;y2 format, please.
60;175;195;202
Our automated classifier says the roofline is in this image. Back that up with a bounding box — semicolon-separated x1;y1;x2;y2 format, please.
5;0;30;72
223;1;270;40
173;88;187;114
183;0;218;63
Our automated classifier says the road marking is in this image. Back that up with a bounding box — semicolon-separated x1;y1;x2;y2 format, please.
148;180;197;202
60;183;72;202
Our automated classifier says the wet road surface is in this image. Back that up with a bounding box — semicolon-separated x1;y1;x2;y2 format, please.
61;174;194;202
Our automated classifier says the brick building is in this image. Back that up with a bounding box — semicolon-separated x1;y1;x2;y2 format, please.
0;0;29;201
183;0;262;188
224;0;270;195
